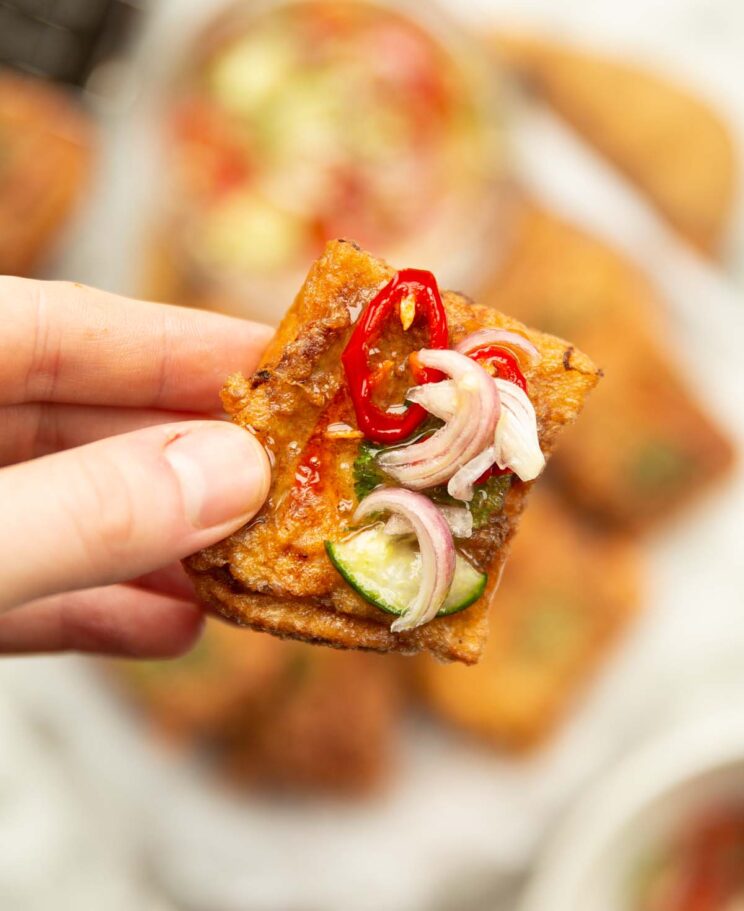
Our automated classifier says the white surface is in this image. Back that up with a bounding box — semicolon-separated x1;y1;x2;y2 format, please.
0;685;162;911
5;1;744;910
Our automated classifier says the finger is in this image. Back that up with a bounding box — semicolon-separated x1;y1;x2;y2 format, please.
130;563;196;602
0;420;270;612
0;402;216;466
0;586;204;657
0;277;273;408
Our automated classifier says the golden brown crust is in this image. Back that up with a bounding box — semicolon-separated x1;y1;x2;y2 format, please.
413;491;642;750
189;567;497;664
185;240;600;663
493;33;736;255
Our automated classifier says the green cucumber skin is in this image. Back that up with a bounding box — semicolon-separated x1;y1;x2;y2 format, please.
324;539;487;620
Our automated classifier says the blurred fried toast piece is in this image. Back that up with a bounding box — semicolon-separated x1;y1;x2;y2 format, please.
494;34;736;255
555;332;734;530
110;618;289;742
224;647;399;793
484;203;733;531
414;491;640;750
0;70;93;275
112;619;399;793
185;240;600;664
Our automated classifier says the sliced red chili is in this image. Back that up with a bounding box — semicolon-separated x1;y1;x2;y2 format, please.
473;464;510;485
172;98;250;198
470;345;527;392
342;268;448;443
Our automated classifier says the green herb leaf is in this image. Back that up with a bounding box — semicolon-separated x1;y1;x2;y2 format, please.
353;440;387;501
468;473;512;529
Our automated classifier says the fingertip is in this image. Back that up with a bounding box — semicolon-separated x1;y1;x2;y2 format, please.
123;598;206;659
164;420;271;535
243;425;272;514
0;419;273;612
84;593;206;659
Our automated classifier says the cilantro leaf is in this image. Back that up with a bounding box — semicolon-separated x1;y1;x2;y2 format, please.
468;473;512;529
353;440;387;501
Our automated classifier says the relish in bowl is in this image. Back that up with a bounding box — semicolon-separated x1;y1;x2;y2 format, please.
161;0;506;321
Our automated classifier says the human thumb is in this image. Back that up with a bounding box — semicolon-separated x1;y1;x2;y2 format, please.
0;421;270;612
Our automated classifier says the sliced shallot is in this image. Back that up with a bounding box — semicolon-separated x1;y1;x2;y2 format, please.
448;378;544;498
491;378;545;481
407;374;545;499
354;488;456;632
384;503;473;539
405;379;457;421
378;349;500;490
448;444;498;502
455;328;540;366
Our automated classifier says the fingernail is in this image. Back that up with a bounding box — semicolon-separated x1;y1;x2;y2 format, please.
164;423;270;530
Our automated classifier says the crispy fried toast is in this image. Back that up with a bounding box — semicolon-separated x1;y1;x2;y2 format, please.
494;34;736;255
185;241;600;663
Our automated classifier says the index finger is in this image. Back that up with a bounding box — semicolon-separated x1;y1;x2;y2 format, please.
0;277;273;410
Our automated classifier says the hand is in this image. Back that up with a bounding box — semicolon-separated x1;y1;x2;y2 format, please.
0;277;272;657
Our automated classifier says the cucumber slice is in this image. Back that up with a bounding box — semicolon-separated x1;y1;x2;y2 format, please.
325;523;487;620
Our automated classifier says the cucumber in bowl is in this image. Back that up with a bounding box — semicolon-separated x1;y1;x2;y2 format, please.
325;523;487;619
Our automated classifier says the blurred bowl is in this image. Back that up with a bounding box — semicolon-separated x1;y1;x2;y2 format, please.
521;704;744;911
151;0;511;322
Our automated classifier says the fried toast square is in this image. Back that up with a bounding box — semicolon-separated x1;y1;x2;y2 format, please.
185;240;600;664
222;645;399;794
111;619;398;794
493;34;736;256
